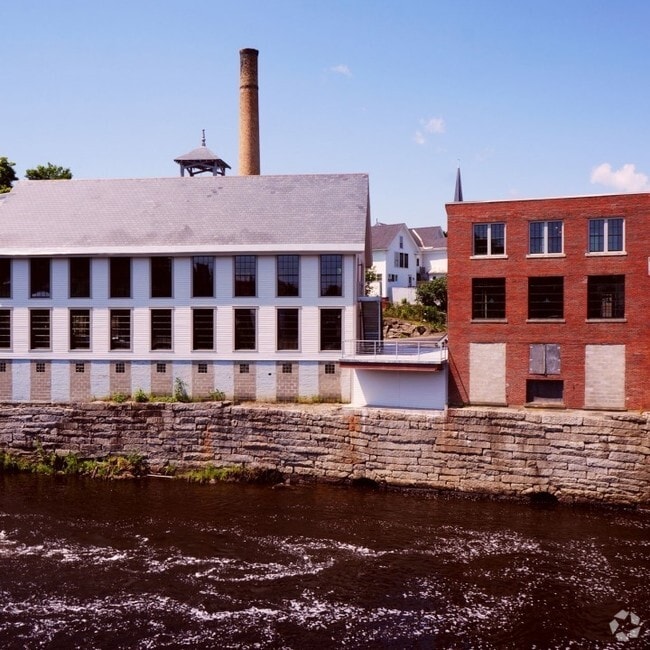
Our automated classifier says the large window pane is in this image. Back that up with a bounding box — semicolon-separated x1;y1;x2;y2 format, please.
320;255;342;296
70;258;91;298
151;309;172;350
277;255;299;296
528;277;564;319
0;259;11;298
235;256;256;297
193;309;214;350
151;257;173;298
234;308;256;349
110;309;131;349
30;258;51;298
320;309;342;350
472;278;506;319
587;275;625;319
0;310;10;348
192;256;214;297
70;309;91;349
277;308;299;350
30;309;51;349
110;258;131;298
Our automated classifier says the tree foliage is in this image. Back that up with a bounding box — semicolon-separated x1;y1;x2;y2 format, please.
365;266;379;296
25;162;72;180
0;157;18;193
416;277;448;313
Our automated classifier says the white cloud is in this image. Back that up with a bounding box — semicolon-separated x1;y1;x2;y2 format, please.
590;162;650;193
413;116;445;145
422;117;445;134
329;64;352;77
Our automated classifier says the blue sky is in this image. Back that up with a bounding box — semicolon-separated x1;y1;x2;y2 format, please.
3;1;650;228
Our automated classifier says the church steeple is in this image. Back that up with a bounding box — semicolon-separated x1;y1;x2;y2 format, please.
174;131;231;177
454;165;464;202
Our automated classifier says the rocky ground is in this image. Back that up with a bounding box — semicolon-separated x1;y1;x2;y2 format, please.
383;317;446;339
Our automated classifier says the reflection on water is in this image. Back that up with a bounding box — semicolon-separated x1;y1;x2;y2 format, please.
0;474;648;648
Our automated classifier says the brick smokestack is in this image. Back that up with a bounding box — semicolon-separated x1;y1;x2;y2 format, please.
239;48;260;176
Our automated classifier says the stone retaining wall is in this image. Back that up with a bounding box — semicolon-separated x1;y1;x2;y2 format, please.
0;402;648;506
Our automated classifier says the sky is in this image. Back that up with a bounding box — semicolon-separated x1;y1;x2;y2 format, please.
2;0;650;228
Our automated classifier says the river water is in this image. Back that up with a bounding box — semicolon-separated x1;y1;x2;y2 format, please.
0;475;648;649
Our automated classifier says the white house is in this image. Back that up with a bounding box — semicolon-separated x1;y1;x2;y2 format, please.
0;173;374;403
410;226;447;279
369;223;421;301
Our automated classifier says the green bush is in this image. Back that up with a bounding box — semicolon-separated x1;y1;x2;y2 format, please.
133;388;149;403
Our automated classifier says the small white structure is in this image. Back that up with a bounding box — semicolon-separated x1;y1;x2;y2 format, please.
410;226;447;279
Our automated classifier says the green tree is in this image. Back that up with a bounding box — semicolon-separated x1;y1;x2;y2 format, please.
0;157;18;193
25;162;72;180
416;276;448;314
365;266;379;296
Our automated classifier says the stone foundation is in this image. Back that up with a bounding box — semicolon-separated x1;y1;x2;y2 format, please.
0;403;648;506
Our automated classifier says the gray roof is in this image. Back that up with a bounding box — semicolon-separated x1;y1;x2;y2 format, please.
410;226;446;249
371;223;408;250
0;174;369;256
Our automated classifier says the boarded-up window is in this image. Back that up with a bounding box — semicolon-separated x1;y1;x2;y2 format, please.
529;344;560;375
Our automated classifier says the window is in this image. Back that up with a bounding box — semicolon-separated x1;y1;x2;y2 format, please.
0;362;7;372
75;363;85;373
110;258;131;298
151;257;173;298
115;362;125;374
69;258;91;298
588;218;624;253
110;310;131;350
151;309;172;350
30;310;50;349
30;258;51;298
239;363;250;374
399;235;404;249
529;344;561;375
0;259;11;298
234;308;256;350
473;223;505;256
156;363;167;374
526;380;564;404
193;309;214;350
320;255;343;296
192;256;214;297
277;308;299;350
70;309;91;350
587;275;625;319
277;255;299;296
528;277;563;319
324;363;336;375
281;363;292;374
234;255;256;297
472;278;506;319
387;273;398;282
36;362;46;373
529;221;563;254
0;310;10;348
320;309;342;351
394;252;409;268
197;363;208;374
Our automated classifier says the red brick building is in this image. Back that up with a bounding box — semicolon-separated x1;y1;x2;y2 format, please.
446;192;650;411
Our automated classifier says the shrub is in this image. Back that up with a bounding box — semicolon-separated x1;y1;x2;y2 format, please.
133;388;149;403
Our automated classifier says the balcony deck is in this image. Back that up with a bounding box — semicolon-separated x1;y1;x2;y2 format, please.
340;338;447;370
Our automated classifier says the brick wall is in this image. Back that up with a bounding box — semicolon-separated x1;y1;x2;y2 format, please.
1;403;648;506
233;362;256;400
318;362;341;401
69;362;91;401
446;193;650;410
109;361;131;396
150;362;173;396
0;361;12;400
276;361;298;401
192;362;215;398
30;361;51;401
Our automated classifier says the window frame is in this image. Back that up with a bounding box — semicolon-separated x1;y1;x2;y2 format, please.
277;308;299;351
276;255;300;297
192;256;215;298
150;257;173;298
588;217;625;254
0;259;11;299
320;255;343;297
528;220;563;256
0;309;10;349
472;223;506;257
234;308;256;350
150;308;173;351
234;255;257;297
30;258;51;298
587;275;625;320
320;308;342;351
109;257;131;298
69;308;91;350
192;308;215;351
527;276;564;320
69;257;91;298
30;309;51;350
109;309;131;350
471;278;506;320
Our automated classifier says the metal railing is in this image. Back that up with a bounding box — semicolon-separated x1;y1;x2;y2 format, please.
341;338;447;363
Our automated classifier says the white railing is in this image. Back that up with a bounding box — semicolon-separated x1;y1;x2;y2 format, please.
341;339;447;364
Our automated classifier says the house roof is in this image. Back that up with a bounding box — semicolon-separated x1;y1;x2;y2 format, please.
0;174;369;256
410;226;447;249
371;222;409;250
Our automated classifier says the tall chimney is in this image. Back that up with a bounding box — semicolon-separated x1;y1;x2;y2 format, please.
239;48;260;176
